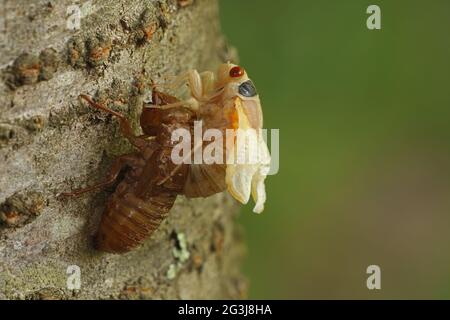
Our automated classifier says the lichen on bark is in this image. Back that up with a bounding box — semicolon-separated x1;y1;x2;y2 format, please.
0;0;245;299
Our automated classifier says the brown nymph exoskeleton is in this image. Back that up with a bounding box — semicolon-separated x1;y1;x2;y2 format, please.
63;63;271;253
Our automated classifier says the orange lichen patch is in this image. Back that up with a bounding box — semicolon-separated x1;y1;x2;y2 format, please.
192;253;203;269
211;224;225;255
235;277;249;300
12;53;41;85
17;64;41;81
39;48;59;80
27;115;45;131
132;76;147;94
139;287;153;297
27;288;66;300
136;8;158;45
0;211;20;226
89;45;111;61
30;197;45;215
0;192;45;228
142;22;158;41
122;285;138;295
178;0;194;7
120;284;153;299
85;36;112;67
8;48;59;88
66;36;86;68
69;48;80;62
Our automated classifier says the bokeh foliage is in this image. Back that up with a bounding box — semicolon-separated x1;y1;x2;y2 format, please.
220;0;450;299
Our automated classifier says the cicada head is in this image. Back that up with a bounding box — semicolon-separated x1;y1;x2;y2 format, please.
217;63;271;213
216;62;263;129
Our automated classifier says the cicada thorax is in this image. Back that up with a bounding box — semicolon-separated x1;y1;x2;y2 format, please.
139;90;193;137
181;100;234;198
143;90;230;200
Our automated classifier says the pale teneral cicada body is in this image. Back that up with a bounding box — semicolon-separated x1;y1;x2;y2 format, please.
63;63;271;253
154;62;271;213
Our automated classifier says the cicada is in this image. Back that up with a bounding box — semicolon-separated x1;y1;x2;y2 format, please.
63;63;271;253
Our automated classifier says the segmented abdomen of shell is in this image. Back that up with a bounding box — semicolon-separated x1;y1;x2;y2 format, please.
94;190;177;253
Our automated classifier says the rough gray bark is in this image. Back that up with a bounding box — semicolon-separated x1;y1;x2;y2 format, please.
0;0;246;299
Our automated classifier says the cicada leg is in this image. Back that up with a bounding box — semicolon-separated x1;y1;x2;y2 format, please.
79;95;147;150
61;153;141;197
148;99;198;111
155;70;217;103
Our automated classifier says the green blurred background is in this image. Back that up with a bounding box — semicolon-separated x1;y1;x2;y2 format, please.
219;0;450;299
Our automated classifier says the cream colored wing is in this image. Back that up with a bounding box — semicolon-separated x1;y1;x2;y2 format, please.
226;98;271;213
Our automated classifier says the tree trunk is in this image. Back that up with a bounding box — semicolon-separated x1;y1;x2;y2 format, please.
0;0;245;299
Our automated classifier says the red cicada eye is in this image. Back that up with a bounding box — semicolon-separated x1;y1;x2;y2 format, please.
229;66;244;78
